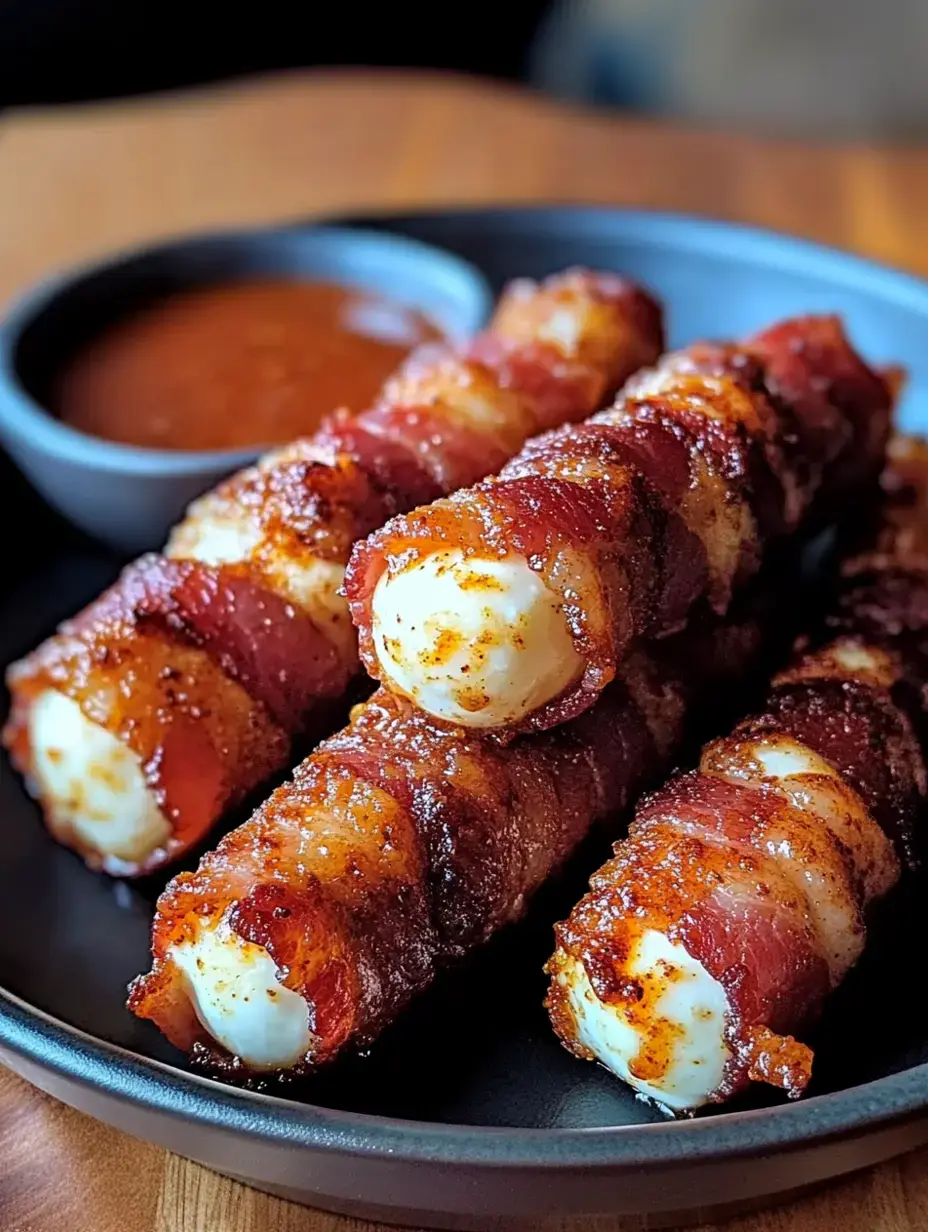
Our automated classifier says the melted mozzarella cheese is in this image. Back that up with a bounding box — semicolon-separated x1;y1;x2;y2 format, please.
558;931;731;1113
172;921;313;1070
30;444;364;874
386;354;532;448
830;641;889;676
168;491;355;659
704;734;898;906
537;306;584;354
28;690;172;870
261;557;354;659
370;550;582;727
706;741;864;984
166;500;262;567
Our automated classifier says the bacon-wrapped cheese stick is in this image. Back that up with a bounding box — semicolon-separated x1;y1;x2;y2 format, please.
346;317;891;733
546;438;928;1114
3;270;662;877
129;593;773;1073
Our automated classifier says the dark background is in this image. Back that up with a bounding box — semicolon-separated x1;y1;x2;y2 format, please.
4;1;926;139
0;1;552;108
0;0;553;580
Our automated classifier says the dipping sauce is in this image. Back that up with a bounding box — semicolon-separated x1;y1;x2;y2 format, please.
51;279;444;451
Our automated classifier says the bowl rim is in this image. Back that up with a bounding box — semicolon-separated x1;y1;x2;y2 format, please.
345;200;928;311
0;222;494;476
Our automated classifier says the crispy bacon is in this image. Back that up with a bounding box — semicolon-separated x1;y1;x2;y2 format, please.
346;316;891;734
546;439;928;1110
129;592;772;1068
4;270;664;875
4;600;290;866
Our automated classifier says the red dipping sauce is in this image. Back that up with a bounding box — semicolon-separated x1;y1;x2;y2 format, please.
51;279;443;452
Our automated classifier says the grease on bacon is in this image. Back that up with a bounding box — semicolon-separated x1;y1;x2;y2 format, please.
546;442;928;1113
128;615;766;1073
347;319;892;733
4;270;663;875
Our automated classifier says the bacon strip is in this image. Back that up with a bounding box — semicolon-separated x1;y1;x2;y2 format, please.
346;318;891;734
4;270;662;875
130;426;898;1075
546;436;928;1111
128;590;773;1069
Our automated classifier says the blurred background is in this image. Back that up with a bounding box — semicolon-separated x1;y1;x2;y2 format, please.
3;0;928;139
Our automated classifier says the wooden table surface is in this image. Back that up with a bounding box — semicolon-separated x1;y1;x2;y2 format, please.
2;68;928;1232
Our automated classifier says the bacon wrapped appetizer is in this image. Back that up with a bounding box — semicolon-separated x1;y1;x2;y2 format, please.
3;270;663;877
129;593;773;1073
546;437;928;1114
346;317;891;734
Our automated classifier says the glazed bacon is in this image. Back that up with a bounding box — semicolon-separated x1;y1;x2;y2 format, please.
546;438;928;1113
4;269;662;876
128;593;772;1071
346;316;892;734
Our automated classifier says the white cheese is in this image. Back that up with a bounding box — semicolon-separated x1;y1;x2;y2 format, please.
172;920;313;1070
559;931;731;1113
370;549;582;727
28;689;171;869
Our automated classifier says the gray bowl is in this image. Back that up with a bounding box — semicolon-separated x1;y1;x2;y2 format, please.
0;225;493;553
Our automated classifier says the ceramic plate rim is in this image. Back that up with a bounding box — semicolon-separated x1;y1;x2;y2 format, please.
3;983;928;1168
5;203;928;1176
339;202;928;314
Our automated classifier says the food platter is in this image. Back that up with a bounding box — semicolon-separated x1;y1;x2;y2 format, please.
3;206;928;1229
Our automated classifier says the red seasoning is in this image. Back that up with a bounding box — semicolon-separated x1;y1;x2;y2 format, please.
51;279;443;452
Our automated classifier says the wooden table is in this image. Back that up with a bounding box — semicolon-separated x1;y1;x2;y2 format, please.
2;69;928;1232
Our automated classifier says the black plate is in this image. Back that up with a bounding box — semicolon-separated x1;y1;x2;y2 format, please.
4;207;928;1230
